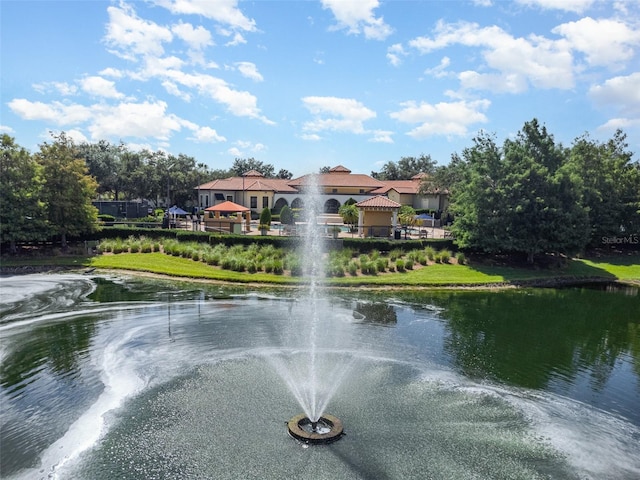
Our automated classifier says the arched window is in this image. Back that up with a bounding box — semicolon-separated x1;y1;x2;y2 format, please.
324;198;340;214
291;197;304;209
273;198;289;213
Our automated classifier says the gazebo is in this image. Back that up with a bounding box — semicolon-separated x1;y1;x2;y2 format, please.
204;201;251;234
355;196;401;237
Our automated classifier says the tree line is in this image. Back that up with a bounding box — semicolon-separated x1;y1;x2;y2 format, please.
428;119;640;262
2;119;639;262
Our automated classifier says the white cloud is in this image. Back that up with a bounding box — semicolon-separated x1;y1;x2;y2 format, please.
32;82;78;96
153;0;256;32
88;101;182;140
302;96;376;134
409;21;575;92
321;0;393;40
235;62;264;82
370;130;394;143
189;126;226;143
390;99;490;138
171;22;213;50
515;0;595;13
99;67;125;79
553;17;640;68
80;76;125;99
161;80;192;101
8;97;227;145
387;43;407;67
0;125;15;134
301;133;322;141
8;99;93;124
104;4;173;60
590;72;640;117
424;57;452;78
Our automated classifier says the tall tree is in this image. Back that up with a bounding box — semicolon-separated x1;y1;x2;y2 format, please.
568;130;640;245
230;158;275;178
0;135;49;253
372;154;436;180
36;133;98;249
450;120;589;263
77;140;127;200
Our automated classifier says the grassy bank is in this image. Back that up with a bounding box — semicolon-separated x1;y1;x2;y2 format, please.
3;251;638;287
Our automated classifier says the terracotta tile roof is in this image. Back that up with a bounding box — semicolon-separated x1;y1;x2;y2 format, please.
243;170;264;177
371;180;420;195
204;200;249;212
356;195;402;209
198;177;298;193
329;165;351;173
289;173;384;189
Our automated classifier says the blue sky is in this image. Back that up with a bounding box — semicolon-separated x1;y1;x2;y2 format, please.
2;0;639;177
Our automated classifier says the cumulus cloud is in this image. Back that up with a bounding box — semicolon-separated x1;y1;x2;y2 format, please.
153;0;256;32
80;76;125;99
171;22;213;50
321;0;392;40
387;43;407;67
553;17;640;68
235;62;264;82
590;72;640;119
104;4;173;60
189;126;226;143
8;98;228;145
409;20;575;92
8;99;93;124
302;96;376;134
390;99;490;138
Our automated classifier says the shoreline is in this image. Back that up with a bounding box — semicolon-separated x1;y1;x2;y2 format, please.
2;264;638;291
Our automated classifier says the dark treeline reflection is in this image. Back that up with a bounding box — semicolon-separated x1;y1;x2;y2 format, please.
406;287;640;390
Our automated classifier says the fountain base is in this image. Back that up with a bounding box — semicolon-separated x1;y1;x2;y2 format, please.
287;414;344;444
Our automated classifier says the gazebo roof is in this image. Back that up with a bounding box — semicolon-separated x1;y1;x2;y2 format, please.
204;200;250;213
355;195;402;209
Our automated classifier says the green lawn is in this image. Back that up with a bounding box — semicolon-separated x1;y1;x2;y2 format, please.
3;251;638;287
4;251;634;287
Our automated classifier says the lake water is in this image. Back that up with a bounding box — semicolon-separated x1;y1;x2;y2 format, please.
1;273;639;479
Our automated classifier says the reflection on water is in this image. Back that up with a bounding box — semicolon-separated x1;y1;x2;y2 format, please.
0;274;639;479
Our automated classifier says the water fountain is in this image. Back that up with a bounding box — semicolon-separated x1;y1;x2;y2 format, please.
271;173;348;444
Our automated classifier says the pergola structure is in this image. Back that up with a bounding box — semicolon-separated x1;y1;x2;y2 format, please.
355;195;401;237
204;200;251;234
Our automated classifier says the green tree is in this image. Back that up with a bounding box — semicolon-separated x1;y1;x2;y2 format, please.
568;130;640;245
277;169;293;179
230;158;275;178
338;202;358;230
372;154;436;180
279;205;295;225
398;205;416;239
0;135;49;253
450;120;589;263
259;207;272;230
35;132;98;249
77;140;127;200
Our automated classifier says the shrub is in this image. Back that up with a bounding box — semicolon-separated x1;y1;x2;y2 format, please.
395;259;405;272
456;252;466;265
405;259;414;270
347;261;358;276
439;249;451;264
425;246;436;262
389;248;403;262
376;258;388;272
